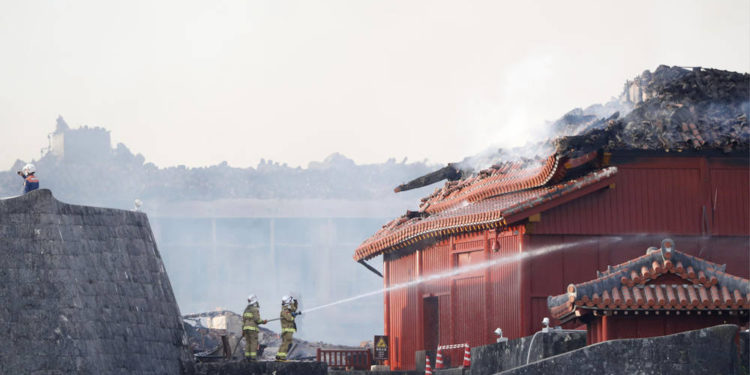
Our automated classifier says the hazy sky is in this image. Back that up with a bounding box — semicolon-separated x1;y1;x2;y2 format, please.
1;1;748;169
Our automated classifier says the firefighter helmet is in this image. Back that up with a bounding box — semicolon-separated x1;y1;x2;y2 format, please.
23;163;36;175
248;294;259;305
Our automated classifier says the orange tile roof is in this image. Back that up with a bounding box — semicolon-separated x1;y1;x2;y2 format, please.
418;155;562;214
353;166;617;261
548;242;750;322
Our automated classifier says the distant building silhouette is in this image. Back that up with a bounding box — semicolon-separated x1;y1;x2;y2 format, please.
49;116;111;163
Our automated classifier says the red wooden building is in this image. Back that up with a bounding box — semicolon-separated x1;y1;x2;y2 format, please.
548;238;749;344
353;67;749;370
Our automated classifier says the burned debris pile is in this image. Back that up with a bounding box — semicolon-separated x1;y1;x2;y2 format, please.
556;66;749;156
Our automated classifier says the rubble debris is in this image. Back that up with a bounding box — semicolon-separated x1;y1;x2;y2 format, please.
556;66;749;156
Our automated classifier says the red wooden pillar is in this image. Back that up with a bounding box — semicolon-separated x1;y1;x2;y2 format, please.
383;257;391;367
519;227;529;336
483;229;492;344
698;156;711;236
416;249;424;350
449;237;456;345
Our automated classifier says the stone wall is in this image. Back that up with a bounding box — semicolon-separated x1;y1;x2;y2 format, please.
195;360;327;375
500;324;747;375
0;190;193;374
330;371;420;375
469;330;586;375
413;330;585;375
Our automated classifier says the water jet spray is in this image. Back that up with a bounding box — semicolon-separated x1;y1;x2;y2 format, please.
299;237;622;315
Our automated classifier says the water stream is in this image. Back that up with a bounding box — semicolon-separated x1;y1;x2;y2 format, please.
301;237;622;315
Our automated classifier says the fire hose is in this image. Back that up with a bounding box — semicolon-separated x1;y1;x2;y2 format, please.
265;310;303;322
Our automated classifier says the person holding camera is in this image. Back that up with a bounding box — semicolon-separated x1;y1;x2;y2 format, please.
17;164;39;194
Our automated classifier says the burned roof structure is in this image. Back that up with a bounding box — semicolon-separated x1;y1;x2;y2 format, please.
553;65;749;157
0;190;193;374
354;66;749;261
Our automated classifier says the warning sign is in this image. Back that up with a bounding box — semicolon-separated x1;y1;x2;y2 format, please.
374;335;388;361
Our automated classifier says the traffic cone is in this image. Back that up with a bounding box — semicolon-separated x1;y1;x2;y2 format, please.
425;355;433;375
462;344;471;368
435;349;444;369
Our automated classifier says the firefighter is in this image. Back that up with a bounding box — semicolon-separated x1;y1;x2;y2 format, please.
242;294;268;361
275;295;301;361
17;164;39;194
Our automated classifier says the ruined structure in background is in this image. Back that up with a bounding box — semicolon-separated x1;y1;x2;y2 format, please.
0;190;193;374
355;66;749;370
46;116;113;163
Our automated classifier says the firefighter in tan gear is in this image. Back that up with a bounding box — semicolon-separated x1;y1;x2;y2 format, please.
275;295;301;361
242;294;267;361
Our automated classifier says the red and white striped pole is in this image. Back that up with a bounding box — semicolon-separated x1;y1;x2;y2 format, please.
425;355;433;375
435;349;444;369
462;343;471;368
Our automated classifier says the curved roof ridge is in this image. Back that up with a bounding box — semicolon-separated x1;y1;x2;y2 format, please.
422;155;562;214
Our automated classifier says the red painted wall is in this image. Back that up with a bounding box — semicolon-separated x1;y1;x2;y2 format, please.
588;314;748;344
383;227;525;370
385;251;418;369
531;156;748;236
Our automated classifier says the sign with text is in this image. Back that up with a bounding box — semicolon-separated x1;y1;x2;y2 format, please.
374;335;388;361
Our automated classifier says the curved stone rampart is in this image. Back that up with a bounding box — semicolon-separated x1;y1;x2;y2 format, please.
0;189;192;374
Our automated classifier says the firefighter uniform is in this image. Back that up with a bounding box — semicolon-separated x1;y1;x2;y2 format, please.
242;303;266;360
276;306;296;360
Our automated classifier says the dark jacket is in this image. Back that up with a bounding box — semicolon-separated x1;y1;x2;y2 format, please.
22;173;39;194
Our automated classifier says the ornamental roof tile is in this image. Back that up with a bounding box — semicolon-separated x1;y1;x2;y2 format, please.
547;241;750;322
419;155;562;214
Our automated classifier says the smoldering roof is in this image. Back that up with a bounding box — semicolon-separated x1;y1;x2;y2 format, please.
397;65;749;194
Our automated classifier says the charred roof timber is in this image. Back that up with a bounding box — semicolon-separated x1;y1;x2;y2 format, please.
394;163;462;192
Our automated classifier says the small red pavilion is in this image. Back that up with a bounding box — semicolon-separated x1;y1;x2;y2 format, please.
548;238;749;344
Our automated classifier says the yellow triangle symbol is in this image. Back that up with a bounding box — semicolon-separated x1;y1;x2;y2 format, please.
377;338;386;347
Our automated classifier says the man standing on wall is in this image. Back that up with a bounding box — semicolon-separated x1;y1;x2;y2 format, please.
17;164;39;194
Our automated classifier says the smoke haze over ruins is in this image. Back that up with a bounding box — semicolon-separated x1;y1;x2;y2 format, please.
1;1;748;171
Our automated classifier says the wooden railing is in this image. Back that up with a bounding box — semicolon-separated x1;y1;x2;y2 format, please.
316;348;372;370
